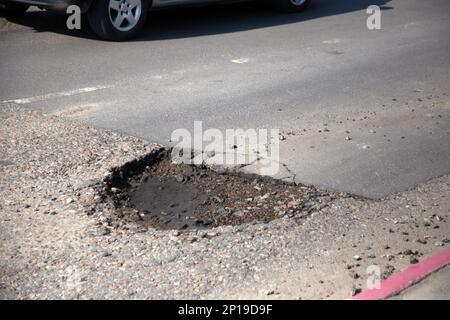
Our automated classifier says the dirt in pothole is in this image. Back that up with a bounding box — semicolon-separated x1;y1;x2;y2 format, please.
104;151;350;231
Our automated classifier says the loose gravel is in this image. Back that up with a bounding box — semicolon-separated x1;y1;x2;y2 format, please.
100;151;348;231
1;103;449;299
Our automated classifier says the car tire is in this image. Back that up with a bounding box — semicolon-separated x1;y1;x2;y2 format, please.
0;3;29;16
87;0;149;41
272;0;311;13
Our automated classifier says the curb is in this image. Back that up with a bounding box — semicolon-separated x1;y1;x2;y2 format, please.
353;246;450;300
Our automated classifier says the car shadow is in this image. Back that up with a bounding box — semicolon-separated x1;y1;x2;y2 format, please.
4;0;393;41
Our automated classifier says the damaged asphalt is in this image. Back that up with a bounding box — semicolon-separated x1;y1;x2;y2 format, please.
1;104;449;299
1;0;450;300
1;0;450;198
101;150;346;231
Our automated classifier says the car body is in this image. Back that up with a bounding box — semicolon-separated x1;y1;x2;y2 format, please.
1;0;90;12
1;0;311;40
2;0;261;12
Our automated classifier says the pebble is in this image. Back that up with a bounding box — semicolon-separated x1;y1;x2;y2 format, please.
186;236;197;243
409;257;419;264
172;230;181;237
352;288;362;296
111;187;120;194
206;232;219;238
233;210;245;218
264;290;275;296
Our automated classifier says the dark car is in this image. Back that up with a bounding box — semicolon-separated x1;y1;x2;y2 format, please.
0;0;311;40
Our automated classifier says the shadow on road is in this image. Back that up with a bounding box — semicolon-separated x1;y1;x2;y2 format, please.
4;0;392;41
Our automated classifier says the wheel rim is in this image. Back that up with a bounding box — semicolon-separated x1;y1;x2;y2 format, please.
108;0;142;32
290;0;307;6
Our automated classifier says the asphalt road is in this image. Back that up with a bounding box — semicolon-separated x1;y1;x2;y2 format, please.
1;0;449;198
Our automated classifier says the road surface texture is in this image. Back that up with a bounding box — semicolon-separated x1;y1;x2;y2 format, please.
1;0;449;198
1;105;449;299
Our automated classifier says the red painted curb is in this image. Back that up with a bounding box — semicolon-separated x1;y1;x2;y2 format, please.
352;246;450;300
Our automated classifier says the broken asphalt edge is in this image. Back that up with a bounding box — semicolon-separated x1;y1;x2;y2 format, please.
352;246;450;300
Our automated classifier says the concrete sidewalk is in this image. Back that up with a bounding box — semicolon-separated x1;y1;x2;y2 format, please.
392;266;450;300
354;246;450;300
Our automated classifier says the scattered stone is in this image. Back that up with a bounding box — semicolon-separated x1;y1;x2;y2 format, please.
172;230;181;237
197;231;207;239
110;187;121;194
403;249;413;256
265;290;275;296
409;257;419;264
233;210;245;218
100;226;111;236
175;174;186;183
383;265;396;278
385;254;395;261
352;288;362;296
186;235;197;243
206;232;218;238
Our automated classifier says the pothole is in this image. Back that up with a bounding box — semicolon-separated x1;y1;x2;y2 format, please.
102;149;349;231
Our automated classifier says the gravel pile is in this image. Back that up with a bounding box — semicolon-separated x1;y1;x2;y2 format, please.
1;103;449;299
